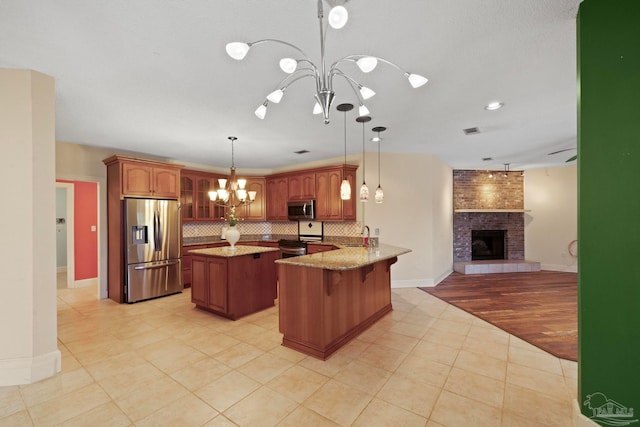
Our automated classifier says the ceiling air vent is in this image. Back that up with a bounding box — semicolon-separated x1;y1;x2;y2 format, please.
482;157;493;161
294;150;310;154
463;127;480;135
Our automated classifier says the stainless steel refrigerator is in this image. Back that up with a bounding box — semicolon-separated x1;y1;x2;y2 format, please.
124;198;182;303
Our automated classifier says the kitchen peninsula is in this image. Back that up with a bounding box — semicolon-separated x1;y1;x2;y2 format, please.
276;244;411;359
189;245;280;320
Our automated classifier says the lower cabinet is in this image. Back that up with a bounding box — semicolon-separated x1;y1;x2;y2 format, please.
191;250;279;320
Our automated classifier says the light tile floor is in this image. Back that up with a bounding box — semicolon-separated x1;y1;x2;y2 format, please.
0;286;577;426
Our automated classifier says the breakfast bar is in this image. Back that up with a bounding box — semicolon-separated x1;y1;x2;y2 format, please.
276;244;411;359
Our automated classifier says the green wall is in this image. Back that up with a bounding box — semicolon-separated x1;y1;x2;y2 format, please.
578;0;640;424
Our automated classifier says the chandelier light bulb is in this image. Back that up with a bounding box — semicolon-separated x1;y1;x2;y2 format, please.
254;103;267;119
358;104;370;116
312;101;323;115
279;58;297;74
407;73;428;88
356;56;378;73
248;191;257;201
359;86;375;100
237;178;247;189
375;185;384;203
328;5;348;29
267;89;284;103
225;42;250;60
208;191;218;201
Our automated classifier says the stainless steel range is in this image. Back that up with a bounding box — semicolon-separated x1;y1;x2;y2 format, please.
278;221;324;258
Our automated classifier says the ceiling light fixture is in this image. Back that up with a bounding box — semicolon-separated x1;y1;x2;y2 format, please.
225;0;428;124
372;126;386;203
208;137;257;220
337;103;354;200
485;101;504;111
356;115;371;202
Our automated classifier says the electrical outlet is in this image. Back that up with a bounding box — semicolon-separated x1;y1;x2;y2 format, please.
375;228;380;235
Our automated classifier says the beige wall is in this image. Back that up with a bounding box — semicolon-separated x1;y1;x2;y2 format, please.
0;69;59;385
524;165;578;271
362;152;453;287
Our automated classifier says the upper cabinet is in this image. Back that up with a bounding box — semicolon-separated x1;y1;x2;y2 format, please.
242;177;266;222
104;156;182;199
288;172;316;200
266;176;289;221
315;165;357;221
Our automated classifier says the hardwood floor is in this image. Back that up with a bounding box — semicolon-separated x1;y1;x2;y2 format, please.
420;270;577;361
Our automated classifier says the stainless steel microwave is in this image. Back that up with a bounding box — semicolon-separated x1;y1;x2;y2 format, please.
287;200;315;220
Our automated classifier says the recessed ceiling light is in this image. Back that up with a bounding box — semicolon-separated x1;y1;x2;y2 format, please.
484;101;504;111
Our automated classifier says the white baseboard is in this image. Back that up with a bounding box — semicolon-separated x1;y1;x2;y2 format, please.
56;266;67;273
391;269;452;289
0;349;62;386
70;277;98;288
541;263;578;273
573;399;600;427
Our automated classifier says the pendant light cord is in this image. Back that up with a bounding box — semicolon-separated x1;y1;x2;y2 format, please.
362;121;366;181
377;136;381;187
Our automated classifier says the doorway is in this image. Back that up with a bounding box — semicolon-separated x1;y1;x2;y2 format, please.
55;182;75;288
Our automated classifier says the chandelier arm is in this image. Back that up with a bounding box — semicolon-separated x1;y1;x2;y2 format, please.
331;71;365;104
330;54;412;78
277;73;319;93
248;39;310;61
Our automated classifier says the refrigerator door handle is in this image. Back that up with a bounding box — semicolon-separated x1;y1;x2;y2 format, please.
133;260;180;270
153;210;161;251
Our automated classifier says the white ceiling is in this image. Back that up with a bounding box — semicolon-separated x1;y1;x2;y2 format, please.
0;0;580;171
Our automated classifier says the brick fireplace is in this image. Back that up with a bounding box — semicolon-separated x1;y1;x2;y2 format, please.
453;170;525;263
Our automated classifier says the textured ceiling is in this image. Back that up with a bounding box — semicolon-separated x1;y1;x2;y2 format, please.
0;0;581;170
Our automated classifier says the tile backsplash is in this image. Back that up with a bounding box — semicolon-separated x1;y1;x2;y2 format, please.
183;221;362;238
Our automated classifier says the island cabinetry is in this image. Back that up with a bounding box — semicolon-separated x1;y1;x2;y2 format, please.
288;172;316;200
104;156;182;199
278;256;398;359
266;176;289;220
190;247;280;320
183;242;227;287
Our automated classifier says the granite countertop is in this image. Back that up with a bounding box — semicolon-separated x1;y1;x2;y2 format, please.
189;246;280;258
275;243;411;271
183;234;365;247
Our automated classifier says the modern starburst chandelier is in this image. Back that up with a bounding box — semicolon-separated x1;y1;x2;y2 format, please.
225;0;428;124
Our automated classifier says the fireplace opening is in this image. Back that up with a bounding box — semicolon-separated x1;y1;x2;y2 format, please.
472;230;506;260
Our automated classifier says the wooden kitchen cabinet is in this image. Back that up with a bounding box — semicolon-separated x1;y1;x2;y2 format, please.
118;158;181;198
306;244;337;254
190;248;279;320
241;177;266;221
288;172;316;200
181;170;229;222
183;243;227;287
315;165;357;221
266;176;289;220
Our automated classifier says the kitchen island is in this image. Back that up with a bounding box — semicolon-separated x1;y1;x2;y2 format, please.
276;244;411;359
189;245;280;320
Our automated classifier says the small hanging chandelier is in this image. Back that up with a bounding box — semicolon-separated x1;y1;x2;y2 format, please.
337;103;353;200
208;137;257;220
225;0;428;124
356;115;371;202
372;126;386;203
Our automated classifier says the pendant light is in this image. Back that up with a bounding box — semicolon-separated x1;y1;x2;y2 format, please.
372;126;386;203
356;115;371;202
337;103;354;200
